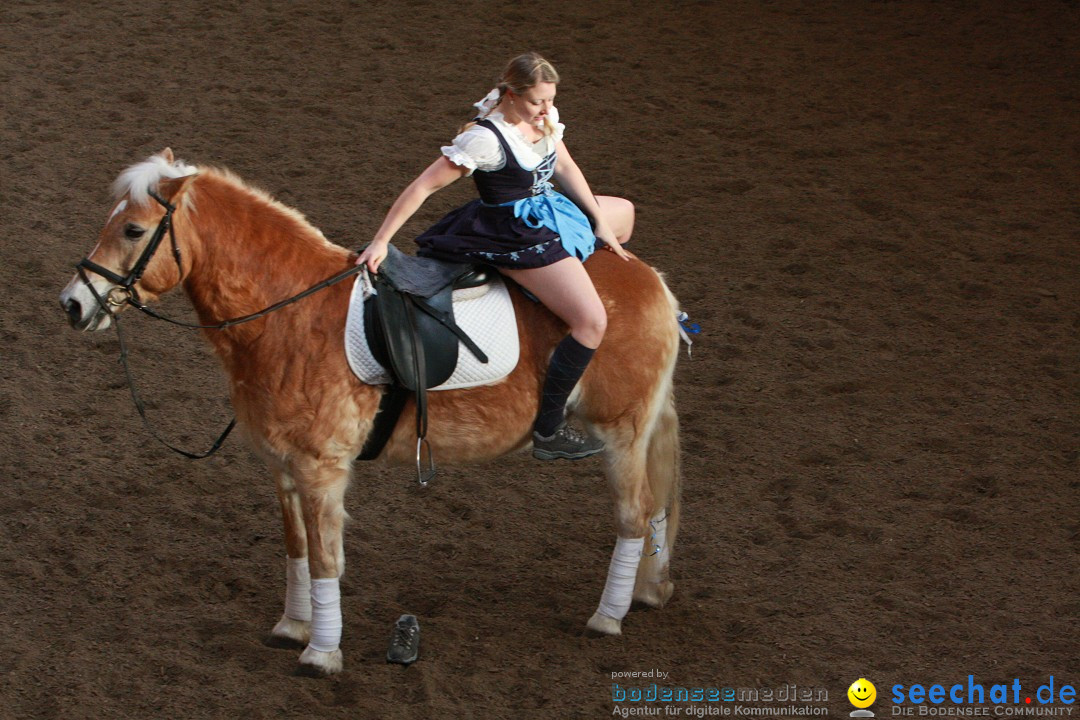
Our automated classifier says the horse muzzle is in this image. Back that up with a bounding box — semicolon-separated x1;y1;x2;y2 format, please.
60;275;114;331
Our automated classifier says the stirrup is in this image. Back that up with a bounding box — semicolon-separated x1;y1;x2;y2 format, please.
415;437;435;487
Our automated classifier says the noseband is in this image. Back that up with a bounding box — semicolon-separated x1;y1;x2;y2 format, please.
76;190;183;307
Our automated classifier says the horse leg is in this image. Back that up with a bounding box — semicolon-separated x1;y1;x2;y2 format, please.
587;436;653;636
292;456;350;676
632;393;680;609
268;467;312;648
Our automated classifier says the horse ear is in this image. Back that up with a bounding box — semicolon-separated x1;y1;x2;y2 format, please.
158;147;175;163
157;173;197;204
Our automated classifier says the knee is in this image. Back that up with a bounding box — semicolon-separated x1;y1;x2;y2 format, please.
573;307;607;347
616;198;635;243
593;311;608;341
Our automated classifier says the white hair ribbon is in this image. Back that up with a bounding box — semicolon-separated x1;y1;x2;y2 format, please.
472;87;501;118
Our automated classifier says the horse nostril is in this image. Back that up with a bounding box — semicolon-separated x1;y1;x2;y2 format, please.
63;298;83;325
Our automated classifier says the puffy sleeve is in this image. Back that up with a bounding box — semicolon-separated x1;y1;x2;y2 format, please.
441;124;503;175
548;105;565;143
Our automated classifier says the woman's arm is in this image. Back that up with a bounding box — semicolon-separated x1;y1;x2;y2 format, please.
552;141;630;261
357;156;470;272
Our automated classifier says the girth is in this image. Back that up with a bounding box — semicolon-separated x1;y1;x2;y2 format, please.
356;245;490;485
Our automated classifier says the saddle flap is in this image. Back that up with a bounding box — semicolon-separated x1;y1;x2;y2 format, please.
368;276;459;391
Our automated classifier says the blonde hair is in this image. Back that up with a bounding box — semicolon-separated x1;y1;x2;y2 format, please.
497;51;560;98
464;52;561;135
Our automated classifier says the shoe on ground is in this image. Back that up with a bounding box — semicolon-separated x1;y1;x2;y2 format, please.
532;422;605;461
387;614;420;665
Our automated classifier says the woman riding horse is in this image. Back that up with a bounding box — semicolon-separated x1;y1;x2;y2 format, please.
357;52;636;461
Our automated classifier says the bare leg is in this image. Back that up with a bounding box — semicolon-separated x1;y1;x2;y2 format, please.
596;195;635;245
502;258;608;454
500;257;606;348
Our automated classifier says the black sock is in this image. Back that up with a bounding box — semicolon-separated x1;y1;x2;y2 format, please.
534;335;596;437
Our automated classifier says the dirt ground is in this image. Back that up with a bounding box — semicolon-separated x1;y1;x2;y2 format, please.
1;1;1077;718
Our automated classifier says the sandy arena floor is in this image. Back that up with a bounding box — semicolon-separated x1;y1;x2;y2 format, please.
1;1;1077;718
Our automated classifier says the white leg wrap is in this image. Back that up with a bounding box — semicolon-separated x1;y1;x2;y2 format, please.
308;578;342;652
596;536;645;620
285;557;312;622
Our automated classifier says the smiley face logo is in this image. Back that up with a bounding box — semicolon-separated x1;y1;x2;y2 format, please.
848;678;877;708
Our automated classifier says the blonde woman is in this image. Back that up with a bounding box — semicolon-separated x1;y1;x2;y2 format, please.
357;52;634;460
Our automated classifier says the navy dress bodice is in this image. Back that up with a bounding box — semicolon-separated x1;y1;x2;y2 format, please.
471;119;558;205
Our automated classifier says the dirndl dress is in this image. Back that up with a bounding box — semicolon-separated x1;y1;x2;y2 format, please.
415;117;598;269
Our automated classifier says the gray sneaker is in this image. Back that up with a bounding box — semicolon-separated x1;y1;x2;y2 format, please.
386;614;420;665
532;422;605;461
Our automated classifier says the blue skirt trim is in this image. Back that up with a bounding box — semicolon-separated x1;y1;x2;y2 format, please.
490;190;597;263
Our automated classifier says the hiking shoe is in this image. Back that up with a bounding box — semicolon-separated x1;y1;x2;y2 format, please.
386;614;420;665
532;422;605;461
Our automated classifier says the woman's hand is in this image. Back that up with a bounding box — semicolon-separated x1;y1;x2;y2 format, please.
595;224;631;261
356;241;389;273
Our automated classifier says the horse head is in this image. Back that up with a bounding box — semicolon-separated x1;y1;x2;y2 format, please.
60;148;197;331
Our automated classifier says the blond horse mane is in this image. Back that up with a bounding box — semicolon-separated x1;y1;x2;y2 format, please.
115;152;341;259
113;152;198;207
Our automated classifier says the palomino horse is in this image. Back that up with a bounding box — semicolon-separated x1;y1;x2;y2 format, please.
60;149;682;676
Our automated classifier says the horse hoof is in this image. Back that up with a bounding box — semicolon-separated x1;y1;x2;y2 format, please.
633;580;675;609
586;611;623;636
296;647;343;677
266;614;310;649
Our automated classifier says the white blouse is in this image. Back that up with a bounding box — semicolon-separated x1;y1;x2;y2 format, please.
441;107;565;176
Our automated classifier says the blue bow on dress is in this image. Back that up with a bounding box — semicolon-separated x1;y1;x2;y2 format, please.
507;183;596;262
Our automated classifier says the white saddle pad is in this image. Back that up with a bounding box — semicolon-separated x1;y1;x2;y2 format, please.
345;272;520;390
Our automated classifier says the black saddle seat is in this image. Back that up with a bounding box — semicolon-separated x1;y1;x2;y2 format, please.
453;268;490;290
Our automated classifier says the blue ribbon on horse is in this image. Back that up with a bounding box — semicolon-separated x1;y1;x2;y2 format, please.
675;311;699;358
677;311;701;335
503;185;597;262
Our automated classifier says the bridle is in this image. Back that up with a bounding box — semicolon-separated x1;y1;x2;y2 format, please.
77;190;184;311
73;188;363;459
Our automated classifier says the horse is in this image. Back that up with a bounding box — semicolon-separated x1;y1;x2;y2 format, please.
59;148;683;676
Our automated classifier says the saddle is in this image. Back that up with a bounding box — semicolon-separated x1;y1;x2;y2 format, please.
356;244;492;484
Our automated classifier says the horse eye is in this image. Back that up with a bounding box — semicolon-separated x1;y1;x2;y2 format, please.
124;223;146;240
